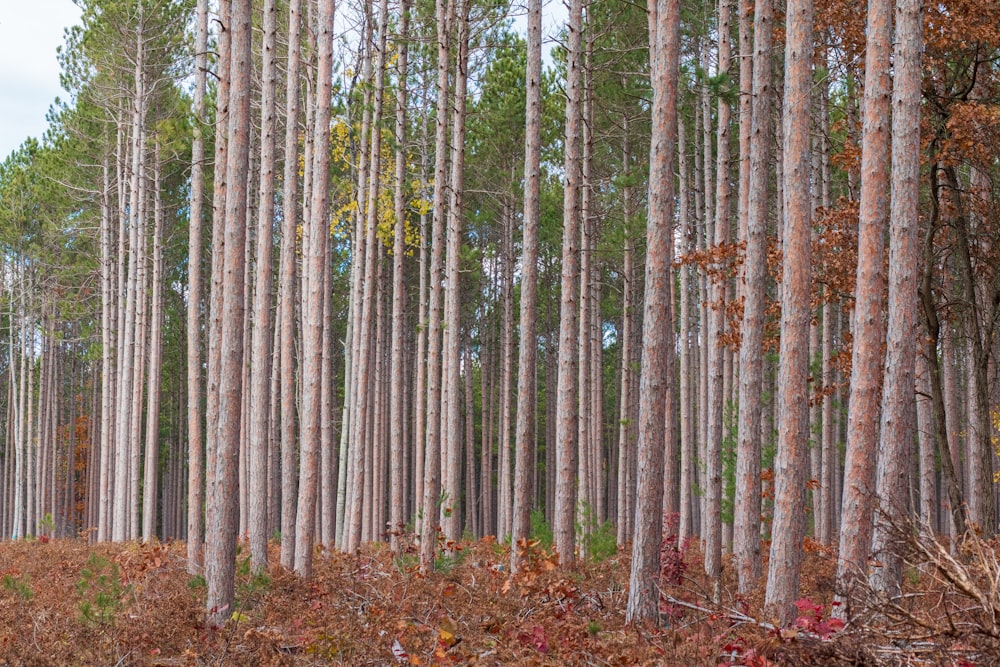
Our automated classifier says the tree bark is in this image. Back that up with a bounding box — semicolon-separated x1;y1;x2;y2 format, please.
293;0;334;576
206;0;251;625
142;143;165;542
626;0;679;624
442;0;470;541
420;0;453;573
186;0;208;573
277;0;301;568
734;0;772;593
869;0;922;596
114;10;145;542
554;0;584;567
764;0;813;624
497;203;515;539
388;0;411;554
705;0;733;593
248;0;279;571
835;0;891;611
205;0;232;571
511;0;542;571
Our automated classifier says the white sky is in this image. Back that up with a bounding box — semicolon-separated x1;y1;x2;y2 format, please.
0;0;83;161
0;0;568;163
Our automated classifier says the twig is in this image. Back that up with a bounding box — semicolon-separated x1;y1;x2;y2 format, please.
662;595;777;632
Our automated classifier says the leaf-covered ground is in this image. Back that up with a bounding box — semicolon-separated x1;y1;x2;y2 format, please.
0;534;988;665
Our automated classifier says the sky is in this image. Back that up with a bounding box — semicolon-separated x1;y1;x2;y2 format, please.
0;1;83;162
0;0;566;163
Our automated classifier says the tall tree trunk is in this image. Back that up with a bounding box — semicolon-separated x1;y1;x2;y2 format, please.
511;0;542;571
576;24;594;554
554;0;584;567
388;0;411;555
277;0;301;569
464;345;477;536
835;0;891;610
186;0;208;572
294;0;334;577
411;79;431;542
420;0;453;573
819;299;836;546
442;0;470;541
341;9;371;548
764;0;813;623
129;193;149;541
869;0;922;595
319;232;335;544
497;203;515;539
205;0;232;568
734;0;773;593
626;0;679;624
616;128;635;544
705;0;733;594
142;144;165;542
677;118;695;543
99;153;116;544
248;0;278;571
114;11;145;542
206;0;251;625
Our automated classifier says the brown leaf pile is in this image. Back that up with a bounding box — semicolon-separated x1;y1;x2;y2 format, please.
0;534;991;666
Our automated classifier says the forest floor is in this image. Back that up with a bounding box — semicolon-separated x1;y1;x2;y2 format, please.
0;531;992;666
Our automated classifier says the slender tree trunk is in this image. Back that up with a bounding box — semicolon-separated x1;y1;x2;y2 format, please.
590;238;604;525
142;144;165;542
186;0;208;572
129;194;149;541
554;0;584;567
238;126;257;540
734;0;773;592
205;0;232;569
820;298;836;545
293;0;334;577
576;24;594;554
248;0;279;571
869;0;921;594
387;0;411;554
497;203;515;539
511;0;542;570
916;344;937;531
705;0;733;594
464;345;477;536
342;13;371;550
206;0;251;625
616;129;634;545
764;0;813;623
278;0;302;568
835;0;892;610
370;259;387;541
626;0;679;623
677;118;695;543
940;308;964;539
420;0;453;573
99;153;116;544
411;83;431;541
319;233;335;544
114;12;145;542
442;0;470;540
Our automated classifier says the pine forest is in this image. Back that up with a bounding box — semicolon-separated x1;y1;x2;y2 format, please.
0;0;999;662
